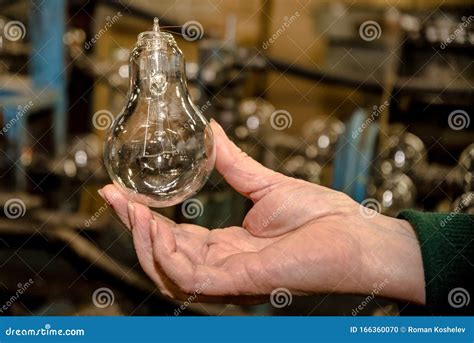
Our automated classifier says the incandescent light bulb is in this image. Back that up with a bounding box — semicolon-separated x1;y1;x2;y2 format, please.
104;18;215;207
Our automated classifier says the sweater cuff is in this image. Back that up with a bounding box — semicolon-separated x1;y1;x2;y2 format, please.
398;209;473;315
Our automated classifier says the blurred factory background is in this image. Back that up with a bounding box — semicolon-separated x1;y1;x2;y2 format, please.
0;0;473;316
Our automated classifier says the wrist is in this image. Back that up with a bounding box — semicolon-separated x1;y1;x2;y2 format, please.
360;215;426;304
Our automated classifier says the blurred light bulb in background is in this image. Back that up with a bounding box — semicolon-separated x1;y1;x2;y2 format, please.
104;18;215;207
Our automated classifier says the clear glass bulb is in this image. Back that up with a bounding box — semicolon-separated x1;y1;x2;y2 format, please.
104;18;215;207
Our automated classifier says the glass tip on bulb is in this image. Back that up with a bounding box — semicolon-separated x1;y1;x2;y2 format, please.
104;16;216;208
153;17;160;32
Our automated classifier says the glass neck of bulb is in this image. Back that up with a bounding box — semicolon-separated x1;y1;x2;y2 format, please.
128;30;187;100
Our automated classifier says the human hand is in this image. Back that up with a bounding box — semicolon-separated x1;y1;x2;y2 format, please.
100;120;425;305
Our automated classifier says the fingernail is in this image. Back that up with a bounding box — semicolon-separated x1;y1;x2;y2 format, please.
98;188;110;204
128;201;135;226
210;118;216;123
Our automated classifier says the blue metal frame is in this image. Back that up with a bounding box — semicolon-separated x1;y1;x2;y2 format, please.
29;0;67;156
332;109;379;202
0;0;66;189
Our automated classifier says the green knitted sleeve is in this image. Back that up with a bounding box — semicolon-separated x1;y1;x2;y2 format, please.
397;210;473;315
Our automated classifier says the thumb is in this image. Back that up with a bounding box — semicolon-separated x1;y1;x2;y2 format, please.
210;120;286;202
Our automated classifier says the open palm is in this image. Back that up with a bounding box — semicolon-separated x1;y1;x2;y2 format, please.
101;121;425;305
